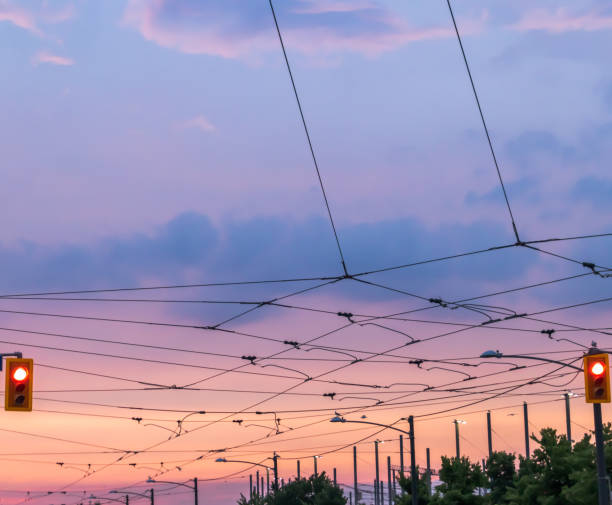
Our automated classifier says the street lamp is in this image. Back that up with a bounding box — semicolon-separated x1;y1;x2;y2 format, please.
216;457;275;492
451;419;466;458
330;416;418;505
89;495;128;505
110;489;153;505
480;347;610;505
146;478;198;505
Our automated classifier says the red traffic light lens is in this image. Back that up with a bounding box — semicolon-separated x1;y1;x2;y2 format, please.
12;367;28;382
591;362;605;376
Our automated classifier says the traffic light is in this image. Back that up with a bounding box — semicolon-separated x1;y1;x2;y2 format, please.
584;353;610;403
5;358;33;411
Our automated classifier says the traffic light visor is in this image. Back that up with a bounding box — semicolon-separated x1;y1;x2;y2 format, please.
591;362;605;376
12;367;28;382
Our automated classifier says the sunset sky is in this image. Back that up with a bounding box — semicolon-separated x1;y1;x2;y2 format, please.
1;1;612;504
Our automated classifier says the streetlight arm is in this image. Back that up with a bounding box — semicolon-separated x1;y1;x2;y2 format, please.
331;417;411;436
480;351;583;371
216;458;270;469
147;479;194;489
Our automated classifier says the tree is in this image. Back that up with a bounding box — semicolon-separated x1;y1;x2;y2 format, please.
485;451;516;504
429;456;486;505
394;467;431;505
237;472;347;505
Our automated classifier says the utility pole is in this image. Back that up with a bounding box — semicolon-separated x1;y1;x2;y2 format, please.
426;448;431;496
486;411;493;459
353;446;358;505
273;453;279;489
408;416;418;505
314;455;318;477
399;434;404;476
194;478;198;505
523;402;530;459
453;420;461;458
387;456;392;505
256;470;260;497
333;467;337;485
297;459;300;479
150;489;154;505
250;474;253;500
267;467;270;495
564;393;572;444
375;440;380;505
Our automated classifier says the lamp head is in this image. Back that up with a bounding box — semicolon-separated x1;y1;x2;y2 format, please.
480;350;501;358
146;477;156;483
215;457;227;462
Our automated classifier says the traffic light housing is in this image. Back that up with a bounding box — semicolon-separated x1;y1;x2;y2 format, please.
5;358;33;411
584;353;610;403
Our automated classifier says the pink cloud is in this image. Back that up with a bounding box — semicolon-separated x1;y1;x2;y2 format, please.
0;1;41;34
0;1;75;36
511;8;612;33
122;0;463;60
177;115;216;133
33;50;74;66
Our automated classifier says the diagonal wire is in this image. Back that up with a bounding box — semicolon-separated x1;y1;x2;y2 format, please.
268;0;349;277
446;0;520;243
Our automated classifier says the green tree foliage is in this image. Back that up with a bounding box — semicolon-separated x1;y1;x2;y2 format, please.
394;467;431;505
485;451;516;504
237;472;347;505
503;425;612;505
429;456;486;505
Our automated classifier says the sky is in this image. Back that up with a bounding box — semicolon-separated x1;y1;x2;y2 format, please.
1;0;612;504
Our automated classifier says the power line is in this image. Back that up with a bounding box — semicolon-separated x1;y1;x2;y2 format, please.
268;0;348;277
446;0;520;243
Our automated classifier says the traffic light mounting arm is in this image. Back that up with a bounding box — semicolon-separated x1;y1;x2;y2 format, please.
0;352;23;370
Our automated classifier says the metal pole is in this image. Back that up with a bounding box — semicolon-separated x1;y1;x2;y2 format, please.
256;470;260;497
267;467;270;495
194;477;198;505
487;411;493;459
333;467;337;485
126;496;129;505
297;459;301;479
409;416;417;505
523;402;530;459
387;456;392;505
564;393;572;444
274;454;279;489
426;448;431;496
594;403;610;505
380;480;384;505
375;441;380;505
353;446;358;505
150;489;154;505
250;474;253;500
374;479;378;505
314;456;318;477
349;491;352;505
400;434;404;477
454;420;460;458
261;477;264;498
